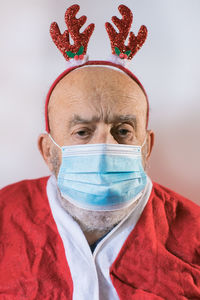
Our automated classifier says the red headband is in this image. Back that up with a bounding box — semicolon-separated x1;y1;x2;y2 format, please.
45;4;149;132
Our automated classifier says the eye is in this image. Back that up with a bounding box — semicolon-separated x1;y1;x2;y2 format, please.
77;130;89;136
117;128;130;136
74;127;93;139
111;123;135;143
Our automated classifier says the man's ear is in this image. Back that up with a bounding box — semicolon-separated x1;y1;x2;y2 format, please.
146;130;154;159
38;133;53;169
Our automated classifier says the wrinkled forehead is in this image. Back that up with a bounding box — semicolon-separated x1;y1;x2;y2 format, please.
45;63;149;132
49;66;144;101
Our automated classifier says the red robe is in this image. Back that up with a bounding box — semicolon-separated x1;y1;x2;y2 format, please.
0;177;200;299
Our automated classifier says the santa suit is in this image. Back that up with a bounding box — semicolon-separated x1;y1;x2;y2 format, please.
0;176;200;300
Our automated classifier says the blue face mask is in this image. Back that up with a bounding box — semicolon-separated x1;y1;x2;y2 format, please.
49;136;147;211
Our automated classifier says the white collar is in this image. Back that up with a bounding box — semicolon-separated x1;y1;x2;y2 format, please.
46;175;152;300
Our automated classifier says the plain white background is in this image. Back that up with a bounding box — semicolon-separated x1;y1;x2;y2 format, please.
0;0;200;204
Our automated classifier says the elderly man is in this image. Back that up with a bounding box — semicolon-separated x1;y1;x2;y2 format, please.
1;4;200;300
1;64;200;299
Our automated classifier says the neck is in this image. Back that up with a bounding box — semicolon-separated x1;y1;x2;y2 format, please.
82;199;140;245
59;191;141;246
83;229;111;245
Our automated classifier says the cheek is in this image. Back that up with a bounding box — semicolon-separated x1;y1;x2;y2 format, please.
50;147;62;176
142;154;147;171
141;144;149;171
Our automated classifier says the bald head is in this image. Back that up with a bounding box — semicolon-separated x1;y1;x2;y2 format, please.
48;66;148;146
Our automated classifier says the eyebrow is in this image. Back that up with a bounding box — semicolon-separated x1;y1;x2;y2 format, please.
69;114;137;127
112;115;137;130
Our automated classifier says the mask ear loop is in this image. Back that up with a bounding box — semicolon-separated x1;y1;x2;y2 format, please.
48;133;62;150
141;134;150;161
141;134;147;148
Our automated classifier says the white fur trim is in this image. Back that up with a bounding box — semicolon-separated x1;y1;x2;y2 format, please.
108;54;132;68
65;55;89;68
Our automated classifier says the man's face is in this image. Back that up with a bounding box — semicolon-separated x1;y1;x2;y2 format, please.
48;67;150;170
38;66;154;233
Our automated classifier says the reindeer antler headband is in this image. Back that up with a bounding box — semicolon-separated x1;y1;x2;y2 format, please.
50;4;147;65
45;4;149;132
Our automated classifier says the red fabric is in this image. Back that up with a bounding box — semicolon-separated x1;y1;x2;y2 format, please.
45;60;149;132
110;183;200;299
0;178;200;299
0;177;73;300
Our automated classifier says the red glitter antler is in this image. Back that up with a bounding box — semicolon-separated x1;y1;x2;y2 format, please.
50;4;95;61
105;5;147;60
